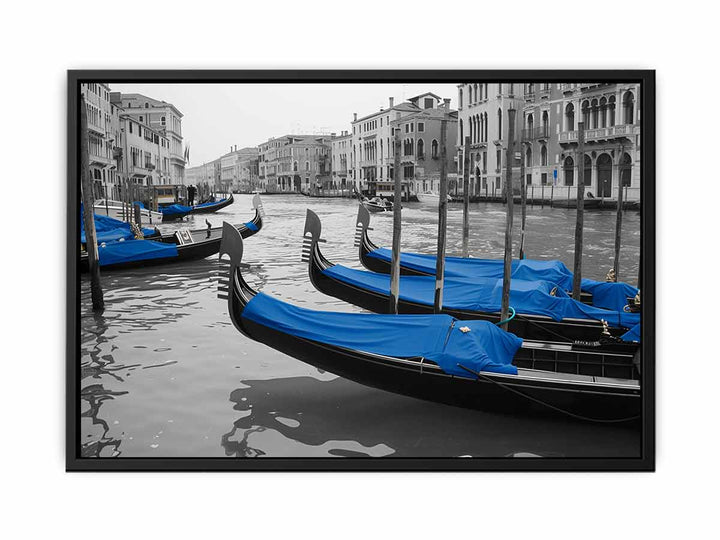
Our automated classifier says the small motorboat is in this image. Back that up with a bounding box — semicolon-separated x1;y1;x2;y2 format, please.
303;209;639;348
354;205;639;313
93;199;163;225
81;195;264;271
416;190;451;204
217;222;640;420
361;197;393;213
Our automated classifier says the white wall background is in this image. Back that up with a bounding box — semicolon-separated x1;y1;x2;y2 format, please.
1;1;715;538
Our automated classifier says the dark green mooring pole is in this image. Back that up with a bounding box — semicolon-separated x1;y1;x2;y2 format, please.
80;94;104;311
613;145;625;282
500;107;516;330
572;122;586;301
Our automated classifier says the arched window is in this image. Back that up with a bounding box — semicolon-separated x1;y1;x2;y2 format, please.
591;99;599;129
565;103;575;131
623;91;635;125
526;112;534;131
469;85;474;103
525;146;532;167
542;110;549;137
417;139;425;159
540;144;548;166
563;156;574;186
305;161;310;171
293;161;298;172
608;96;616;126
483;112;488;141
620;152;632;186
583;154;592;186
581;100;590;128
431;139;439;158
468;117;473;143
497;108;502;140
459;89;463;108
599;97;607;128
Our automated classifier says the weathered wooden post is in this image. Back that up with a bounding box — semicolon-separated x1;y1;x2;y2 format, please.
80;94;104;311
613;146;625;281
550;181;554;208
519;143;527;259
541;183;545;208
500;108;516;330
389;125;402;314
572;122;586;301
434;99;451;313
462;136;471;258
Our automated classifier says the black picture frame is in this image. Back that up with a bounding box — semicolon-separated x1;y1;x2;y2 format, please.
67;69;655;472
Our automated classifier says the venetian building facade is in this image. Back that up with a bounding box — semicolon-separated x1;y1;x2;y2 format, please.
351;93;455;197
118;114;172;189
549;83;641;199
331;131;353;191
258;135;332;193
456;83;525;196
219;146;259;192
80;83;122;198
110;93;186;185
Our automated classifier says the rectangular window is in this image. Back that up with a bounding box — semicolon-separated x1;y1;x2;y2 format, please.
418;122;424;132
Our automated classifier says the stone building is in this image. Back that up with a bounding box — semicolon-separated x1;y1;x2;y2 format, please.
331;131;353;192
258;135;332;193
80;83;122;198
456;83;525;197
118;114;172;189
110;92;186;184
219;146;259;192
349;92;457;198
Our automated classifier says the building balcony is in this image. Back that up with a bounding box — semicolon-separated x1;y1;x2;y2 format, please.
559;124;639;144
521;126;550;140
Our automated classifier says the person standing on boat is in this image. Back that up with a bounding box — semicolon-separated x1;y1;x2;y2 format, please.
187;184;196;206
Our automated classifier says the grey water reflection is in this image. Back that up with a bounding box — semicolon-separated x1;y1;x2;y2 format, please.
80;194;641;458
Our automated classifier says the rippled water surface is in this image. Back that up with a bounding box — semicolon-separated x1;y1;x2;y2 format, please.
80;194;641;458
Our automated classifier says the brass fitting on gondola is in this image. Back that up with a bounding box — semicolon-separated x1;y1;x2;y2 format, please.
130;221;144;239
601;319;611;336
605;268;616;282
634;290;641;307
550;286;558;296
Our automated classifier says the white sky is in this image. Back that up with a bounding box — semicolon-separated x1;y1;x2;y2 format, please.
112;83;459;167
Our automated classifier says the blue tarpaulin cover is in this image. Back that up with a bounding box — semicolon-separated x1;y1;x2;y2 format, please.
620;323;641;343
241;292;522;377
80;209;155;244
160;204;193;216
243;221;259;232
193;198;227;209
367;248;638;312
323;265;640;332
97;239;178;266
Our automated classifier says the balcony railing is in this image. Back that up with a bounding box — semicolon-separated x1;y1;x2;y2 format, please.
521;126;550;140
558;124;639;143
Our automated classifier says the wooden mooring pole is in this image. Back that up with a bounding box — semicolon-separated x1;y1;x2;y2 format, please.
80;94;104;311
613;146;625;281
389;126;402;314
572;122;586;301
461;136;471;258
519;144;527;259
434;100;450;313
500;108;516;330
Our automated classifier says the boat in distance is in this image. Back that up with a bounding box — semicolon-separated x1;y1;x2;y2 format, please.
217;222;640;420
81;194;264;272
94;199;163;225
416;190;452;204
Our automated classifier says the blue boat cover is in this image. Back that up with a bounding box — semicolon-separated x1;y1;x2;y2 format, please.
160;204;193;216
244;221;259;232
97;239;178;266
323;265;640;332
80;210;155;244
193;198;227;209
620;323;641;343
367;248;638;312
242;292;522;377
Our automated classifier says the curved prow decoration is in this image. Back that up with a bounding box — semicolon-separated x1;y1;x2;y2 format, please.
301;209;324;263
354;204;371;248
252;194;266;219
218;221;245;302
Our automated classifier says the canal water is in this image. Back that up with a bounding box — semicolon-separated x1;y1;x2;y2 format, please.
80;194;641;458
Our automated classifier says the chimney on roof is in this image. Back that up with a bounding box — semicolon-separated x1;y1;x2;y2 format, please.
389;97;394;108
443;98;451;109
353;113;357;122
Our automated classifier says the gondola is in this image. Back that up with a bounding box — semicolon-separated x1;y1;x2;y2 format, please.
361;197;393;213
217;222;640;420
304;209;639;348
81;194;264;272
190;192;235;214
354;204;639;313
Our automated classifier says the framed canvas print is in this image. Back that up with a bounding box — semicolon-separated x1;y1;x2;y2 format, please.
67;70;655;471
